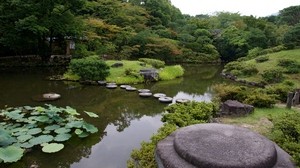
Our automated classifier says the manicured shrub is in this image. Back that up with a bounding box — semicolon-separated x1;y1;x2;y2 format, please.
224;61;258;76
124;68;140;78
261;69;284;83
127;102;216;168
69;57;110;81
255;56;269;63
163;102;217;127
158;65;184;80
212;84;247;102
265;83;295;102
269;112;300;165
244;90;276;108
213;84;277;108
277;59;300;74
240;63;258;76
138;58;165;68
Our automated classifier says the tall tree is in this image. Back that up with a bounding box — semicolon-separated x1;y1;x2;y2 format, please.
279;5;300;26
0;0;84;60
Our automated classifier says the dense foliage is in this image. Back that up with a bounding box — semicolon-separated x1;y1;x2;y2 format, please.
138;58;165;68
0;105;99;163
69;56;110;81
269;112;300;165
1;1;300;62
127;102;217;168
213;84;277;108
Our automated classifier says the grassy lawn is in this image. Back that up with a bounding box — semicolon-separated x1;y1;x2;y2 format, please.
105;60;151;84
220;106;300;136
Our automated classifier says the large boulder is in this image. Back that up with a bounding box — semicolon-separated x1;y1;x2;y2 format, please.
156;123;295;168
220;100;254;116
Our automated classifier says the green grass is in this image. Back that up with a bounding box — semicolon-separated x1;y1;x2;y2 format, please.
158;65;184;80
220;106;300;135
105;60;151;84
240;49;300;86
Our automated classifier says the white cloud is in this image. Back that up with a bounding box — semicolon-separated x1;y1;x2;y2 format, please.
171;0;300;17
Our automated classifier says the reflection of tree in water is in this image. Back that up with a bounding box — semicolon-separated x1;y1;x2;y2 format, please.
112;106;144;132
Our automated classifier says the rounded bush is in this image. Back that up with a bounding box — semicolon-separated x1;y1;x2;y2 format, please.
69;57;110;81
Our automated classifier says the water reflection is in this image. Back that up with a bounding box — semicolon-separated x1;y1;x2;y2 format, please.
0;65;224;168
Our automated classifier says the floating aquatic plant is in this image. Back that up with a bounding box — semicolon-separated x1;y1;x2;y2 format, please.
0;104;99;163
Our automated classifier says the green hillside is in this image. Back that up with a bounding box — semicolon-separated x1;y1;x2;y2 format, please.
224;49;300;87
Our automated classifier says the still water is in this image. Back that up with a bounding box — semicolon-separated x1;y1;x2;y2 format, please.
0;64;223;168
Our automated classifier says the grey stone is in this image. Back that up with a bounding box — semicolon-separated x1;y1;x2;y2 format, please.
287;92;294;109
220;100;254;116
292;91;299;106
156;123;295;168
111;62;123;68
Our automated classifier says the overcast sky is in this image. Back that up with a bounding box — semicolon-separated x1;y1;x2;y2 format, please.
170;0;300;17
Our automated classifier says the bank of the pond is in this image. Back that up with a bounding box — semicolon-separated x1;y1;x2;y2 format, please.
63;59;184;84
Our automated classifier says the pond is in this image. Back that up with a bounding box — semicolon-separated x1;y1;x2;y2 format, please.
0;64;224;168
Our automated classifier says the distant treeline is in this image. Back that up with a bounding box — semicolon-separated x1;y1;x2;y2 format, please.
0;0;299;63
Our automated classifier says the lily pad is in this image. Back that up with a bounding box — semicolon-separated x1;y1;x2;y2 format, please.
19;142;34;148
75;129;83;135
34;115;49;123
27;128;42;135
0;146;24;163
83;122;98;133
29;135;54;145
17;134;33;142
0;129;17;146
54;133;72;142
54;127;71;134
65;106;79;116
84;111;99;118
42;143;64;153
66;120;84;128
77;132;89;138
44;124;60;131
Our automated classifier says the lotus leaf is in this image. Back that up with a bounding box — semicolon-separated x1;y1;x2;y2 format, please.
0;146;24;163
13;129;29;136
65;106;79;116
66;121;84;128
42;143;64;153
44;124;60;131
42;130;51;134
4;111;24;120
24;124;37;129
45;104;62;113
83;122;98;133
17;134;33;142
78;132;89;138
34;115;49;122
84;111;99;118
0;129;17;146
29;135;54;145
54;128;71;134
10;127;24;133
35;106;45;112
30;111;40;115
27;128;42;135
54;133;72;142
20;142;34;148
75;129;83;135
24;106;34;110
